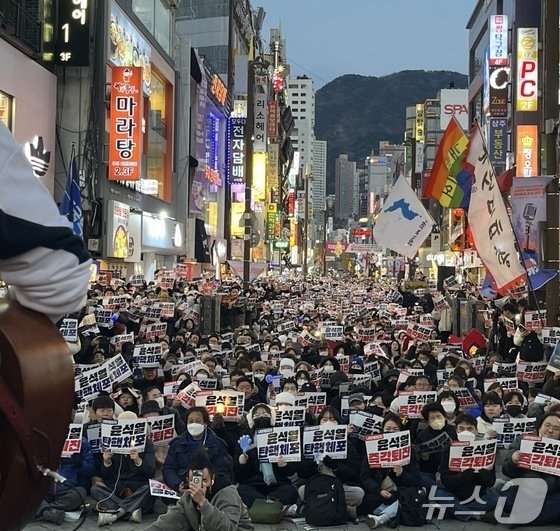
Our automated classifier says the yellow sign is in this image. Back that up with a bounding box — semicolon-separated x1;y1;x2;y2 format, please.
230;202;245;237
516;28;538;111
415;103;425;142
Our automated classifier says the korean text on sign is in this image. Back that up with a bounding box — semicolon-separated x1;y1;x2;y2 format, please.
303;425;348;460
448;439;497;472
255;427;301;463
366;430;411;468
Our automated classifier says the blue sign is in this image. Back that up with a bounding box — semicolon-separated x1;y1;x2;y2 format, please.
489;117;507;167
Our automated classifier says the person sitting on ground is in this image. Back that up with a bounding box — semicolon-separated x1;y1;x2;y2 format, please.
146;449;253;531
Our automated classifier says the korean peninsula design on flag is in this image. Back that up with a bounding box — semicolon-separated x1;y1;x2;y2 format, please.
373;175;434;259
466;124;526;291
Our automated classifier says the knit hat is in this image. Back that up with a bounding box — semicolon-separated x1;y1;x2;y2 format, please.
118;411;138;420
275;392;296;406
140;400;162;416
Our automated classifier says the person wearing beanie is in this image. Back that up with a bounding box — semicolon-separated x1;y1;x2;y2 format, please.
278;358;295;379
350;357;364;374
92;411;155;526
274;392;296;408
115;387;140;416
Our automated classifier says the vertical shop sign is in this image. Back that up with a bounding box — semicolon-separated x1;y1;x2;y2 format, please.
516;28;538;111
109;66;143;181
253;93;267;152
228;118;246;184
489;118;508;167
516;125;539;177
489;15;508;66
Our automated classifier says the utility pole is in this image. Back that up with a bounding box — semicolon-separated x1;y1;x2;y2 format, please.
302;170;309;278
242;60;256;290
542;0;559;324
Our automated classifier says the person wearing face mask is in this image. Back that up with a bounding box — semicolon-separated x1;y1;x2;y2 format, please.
502;391;527;419
436;413;498;521
360;413;422;528
416;403;457;486
143;385;186;435
298;407;365;520
147;448;253;531
234;404;299;510
319;356;340;376
438;391;460;426
278;357;296;379
163;407;234;493
477;392;504;439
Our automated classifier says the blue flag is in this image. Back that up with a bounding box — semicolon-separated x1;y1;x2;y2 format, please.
59;146;83;237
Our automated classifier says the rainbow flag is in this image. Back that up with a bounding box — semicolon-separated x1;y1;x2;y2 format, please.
424;117;471;208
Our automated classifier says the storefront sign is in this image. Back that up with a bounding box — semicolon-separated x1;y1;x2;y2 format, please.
268;100;278;137
516;28;538;111
415;104;424;142
109;66;143;181
440;89;469;131
265;203;277;241
489;117;507;167
210;74;227;106
228;117;245;184
516;125;538;177
489;15;508;66
107;200;130;258
56;0;91;65
489;66;509;117
253;93;267;152
267;142;279;191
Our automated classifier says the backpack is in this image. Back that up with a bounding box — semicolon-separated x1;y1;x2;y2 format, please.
248;498;284;524
304;474;347;527
520;331;544;362
397;486;428;526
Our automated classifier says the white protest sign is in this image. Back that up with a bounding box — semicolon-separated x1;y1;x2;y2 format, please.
133;343;163;368
516;362;548;384
142;322;168;341
295;392;326;415
303;424;348;460
297;330;321;347
436;368;455;386
95;309;113;327
195;390;245;421
448;439;497;471
102;295;130;310
130;274;145;287
149;479;180;499
519;434;560;477
62;424;83;458
541;327;560;347
176;382;200;408
155;302;176;318
363;361;382;382
146;414;176;443
324;326;344;340
274;406;306;427
451;387;478;409
255;426;301;463
356;328;377;342
406;322;432;341
483;377;519;392
349;410;383;440
524;310;546;331
101;418;148;454
60;319;79;343
366;430;411;468
433;293;450;311
393;391;437;419
493;417;536;448
74;354;132;401
111;332;134;347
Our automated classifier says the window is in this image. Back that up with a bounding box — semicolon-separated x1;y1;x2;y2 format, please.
146;69;171;201
132;0;171;55
0;90;14;131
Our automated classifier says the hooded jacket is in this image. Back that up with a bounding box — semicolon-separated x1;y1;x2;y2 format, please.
146;476;253;531
163;428;233;490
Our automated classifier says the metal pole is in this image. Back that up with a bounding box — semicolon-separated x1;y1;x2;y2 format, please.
542;0;559;325
303;171;309;278
243;60;255;289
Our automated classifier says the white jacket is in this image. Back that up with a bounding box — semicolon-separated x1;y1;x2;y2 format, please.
0;123;91;321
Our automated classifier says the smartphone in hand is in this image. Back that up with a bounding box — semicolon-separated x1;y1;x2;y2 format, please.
191;469;203;487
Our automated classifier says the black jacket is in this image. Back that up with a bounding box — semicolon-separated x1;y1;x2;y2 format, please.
416;424;457;474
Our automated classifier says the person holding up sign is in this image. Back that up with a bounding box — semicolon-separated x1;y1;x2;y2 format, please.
146;448;253;531
500;412;560;525
360;413;422;528
437;413;498;521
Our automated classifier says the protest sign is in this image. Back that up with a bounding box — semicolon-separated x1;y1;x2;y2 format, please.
255;427;301;463
436;369;455;386
157;272;176;289
433;294;450;311
101;418;148;454
417;431;452;455
406;322;432;341
149;479;180;500
363;342;388;358
484;377;519;392
176;382;200;408
94;309;113;328
356;328;377;342
393;391;437;418
111;332;134;348
546;344;560;375
277;321;295;333
297;330;322;347
502;316;516;336
141;305;162;321
396;369;425;388
541;327;560;347
350;373;372;387
448;439;497;471
274;406;306;427
164;381;181;399
492;362;517;377
518;434;560;477
364;361;382;382
74;354;132;401
303;424;348;459
534;393;560;406
130;274;145;287
295;392;326;415
419;315;435;328
196;378;219;390
324;325;344;340
493;417;536;449
516;362;548;384
155;302;176;318
133;343;163;368
366;430;411;468
524;310;546;331
451;387;478;409
60;318;78;343
443;276;459;291
146;414;175;443
102;295;130;310
195;390;244;421
349;410;383;440
143;322;168;341
62;424;83;458
470;356;487;375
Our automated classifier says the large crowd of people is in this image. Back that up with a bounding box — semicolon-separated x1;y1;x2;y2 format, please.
36;273;560;529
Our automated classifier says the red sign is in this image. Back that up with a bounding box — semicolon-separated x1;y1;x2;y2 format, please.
351;228;372;237
109;66;143;180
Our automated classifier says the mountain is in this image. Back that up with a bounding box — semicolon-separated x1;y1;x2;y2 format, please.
314;70;468;194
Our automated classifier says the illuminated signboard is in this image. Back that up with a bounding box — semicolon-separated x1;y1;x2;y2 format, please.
228;117;246;184
211;75;228;107
488;117;507;167
516;125;538;177
516;28;538;112
489;15;508;66
56;0;91;65
415;104;424;142
109;66;143;181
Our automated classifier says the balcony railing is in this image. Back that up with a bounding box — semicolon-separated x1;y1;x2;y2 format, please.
0;0;41;54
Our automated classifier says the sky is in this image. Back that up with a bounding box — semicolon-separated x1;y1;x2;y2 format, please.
257;0;478;88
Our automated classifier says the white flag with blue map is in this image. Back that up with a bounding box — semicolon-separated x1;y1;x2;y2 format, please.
373;175;434;259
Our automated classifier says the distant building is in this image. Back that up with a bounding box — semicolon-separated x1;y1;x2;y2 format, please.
287;75;315;175
334;154;356;220
312;139;327;220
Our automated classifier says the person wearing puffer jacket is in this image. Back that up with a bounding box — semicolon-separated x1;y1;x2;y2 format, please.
147;449;253;531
